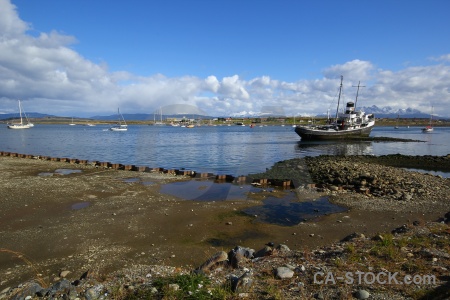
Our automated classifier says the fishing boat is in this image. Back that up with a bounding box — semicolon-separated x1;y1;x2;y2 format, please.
7;100;33;129
294;76;375;140
422;106;433;132
110;108;128;131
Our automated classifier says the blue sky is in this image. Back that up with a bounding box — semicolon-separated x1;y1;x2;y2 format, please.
1;0;450;117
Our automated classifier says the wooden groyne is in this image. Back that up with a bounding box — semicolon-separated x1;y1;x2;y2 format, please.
0;151;295;188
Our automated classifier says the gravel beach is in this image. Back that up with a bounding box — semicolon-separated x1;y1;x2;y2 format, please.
1;153;449;299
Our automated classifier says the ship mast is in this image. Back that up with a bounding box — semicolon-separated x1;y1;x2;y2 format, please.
335;76;343;122
352;81;366;110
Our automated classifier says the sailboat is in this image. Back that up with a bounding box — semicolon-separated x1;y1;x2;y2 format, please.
422;106;433;132
7;100;33;129
394;114;399;129
69;117;76;126
110;108;128;131
154;107;165;125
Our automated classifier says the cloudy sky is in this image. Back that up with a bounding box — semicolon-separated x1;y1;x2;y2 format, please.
1;0;450;118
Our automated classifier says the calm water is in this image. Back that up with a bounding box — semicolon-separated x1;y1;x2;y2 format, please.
2;124;449;226
1;124;449;176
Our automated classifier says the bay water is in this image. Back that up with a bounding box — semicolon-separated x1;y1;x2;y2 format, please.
2;124;449;225
1;124;449;176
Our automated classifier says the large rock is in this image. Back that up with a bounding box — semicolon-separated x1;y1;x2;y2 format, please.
228;246;254;269
231;270;253;292
193;251;228;274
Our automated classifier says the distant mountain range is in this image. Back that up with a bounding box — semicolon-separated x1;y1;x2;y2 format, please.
0;106;446;120
357;105;439;119
315;105;443;119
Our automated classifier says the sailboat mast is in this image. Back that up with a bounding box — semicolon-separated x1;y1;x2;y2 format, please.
430;106;433;126
19;100;23;125
335;76;343;122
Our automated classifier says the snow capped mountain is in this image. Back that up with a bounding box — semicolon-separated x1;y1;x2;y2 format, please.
313;105;443;119
361;105;422;116
358;106;436;118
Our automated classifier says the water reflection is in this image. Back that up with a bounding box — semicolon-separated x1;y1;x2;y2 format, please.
242;196;347;226
160;180;254;201
296;140;373;156
160;179;347;226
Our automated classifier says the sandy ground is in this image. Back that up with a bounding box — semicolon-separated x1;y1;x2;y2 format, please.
0;156;445;289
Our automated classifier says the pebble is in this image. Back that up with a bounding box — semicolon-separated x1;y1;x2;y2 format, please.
275;267;294;279
354;289;370;299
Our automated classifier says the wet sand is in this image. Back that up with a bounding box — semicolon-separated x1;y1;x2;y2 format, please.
0;156;446;289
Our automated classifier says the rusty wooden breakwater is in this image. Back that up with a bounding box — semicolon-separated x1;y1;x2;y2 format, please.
0;151;295;188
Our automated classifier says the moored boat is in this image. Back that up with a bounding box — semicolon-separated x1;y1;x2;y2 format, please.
295;76;375;140
421;106;433;133
110;108;128;131
7;100;33;129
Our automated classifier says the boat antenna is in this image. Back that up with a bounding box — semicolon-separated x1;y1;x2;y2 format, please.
335;76;344;122
352;81;365;110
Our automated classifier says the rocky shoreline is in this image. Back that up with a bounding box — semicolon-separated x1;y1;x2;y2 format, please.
1;154;450;299
249;154;450;213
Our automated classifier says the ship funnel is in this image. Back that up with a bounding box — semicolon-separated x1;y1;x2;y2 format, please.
345;102;355;114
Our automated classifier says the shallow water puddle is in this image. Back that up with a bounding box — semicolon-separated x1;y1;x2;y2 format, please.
38;169;82;176
71;202;90;210
160;180;255;201
403;167;450;178
243;196;347;226
55;169;82;175
160;180;347;225
123;177;140;183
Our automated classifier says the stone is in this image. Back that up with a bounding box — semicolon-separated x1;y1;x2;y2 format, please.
392;224;409;234
193;251;228;274
59;270;71;278
231;270;253;292
85;284;104;300
11;282;42;299
341;232;365;242
275;266;294;279
276;244;291;252
354;289;370;299
228;246;255;266
253;246;272;258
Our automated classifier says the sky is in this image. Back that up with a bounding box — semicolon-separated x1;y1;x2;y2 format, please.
1;0;450;118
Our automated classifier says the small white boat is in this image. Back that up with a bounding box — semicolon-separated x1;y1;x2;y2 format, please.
7;100;33;129
69;117;76;126
110;108;128;131
422;106;433;133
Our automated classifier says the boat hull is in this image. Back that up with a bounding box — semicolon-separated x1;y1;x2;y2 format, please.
7;124;32;129
110;127;127;131
295;123;374;140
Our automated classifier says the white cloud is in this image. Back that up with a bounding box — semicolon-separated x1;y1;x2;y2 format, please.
0;0;29;37
0;0;449;118
429;54;450;62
